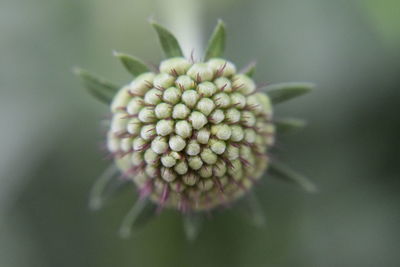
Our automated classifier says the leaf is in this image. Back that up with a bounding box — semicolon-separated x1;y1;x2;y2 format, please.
151;21;183;58
269;160;318;193
113;51;149;76
275;118;307;134
183;213;204;242
119;199;157;238
265;82;315;104
88;164;119;211
74;68;120;104
238;193;266;227
241;61;257;77
204;19;226;60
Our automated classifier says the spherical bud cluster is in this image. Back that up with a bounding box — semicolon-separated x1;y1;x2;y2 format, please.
107;57;274;211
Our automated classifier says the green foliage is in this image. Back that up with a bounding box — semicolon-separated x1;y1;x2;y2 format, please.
119;199;157;238
88;164;119;210
241;61;257;77
151;21;184;58
183;213;204;242
275;118;307;134
113;51;149;76
269;161;317;193
266;82;315;104
74;68;119;104
204;20;226;60
237;193;266;227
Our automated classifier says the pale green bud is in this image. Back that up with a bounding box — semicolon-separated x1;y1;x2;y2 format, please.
232;74;256;95
159;57;192;75
209;109;225;124
207;58;236;77
175;75;195;90
196;128;210;144
185;140;201;156
129;72;155;96
197;82;217;97
213;92;231;108
189;111;207;130
172;103;190;119
111;86;131;112
181;90;199;108
169;135;186;151
188;156;203;170
156;119;174;136
196;98;215;116
187;63;213;82
154;103;172;119
214;77;232;92
163;87;181;104
153;73;175;89
175;120;192;138
144;88;162;105
200;148;218;165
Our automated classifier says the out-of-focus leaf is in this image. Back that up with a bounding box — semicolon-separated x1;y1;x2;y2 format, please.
238;193;266;227
183;213;204;242
151;21;183;58
88;164;119;211
265;82;315;104
74;68;119;104
269;160;318;193
204;20;226;60
275;118;307;134
119;199;157;238
241;61;257;77
113;51;149;76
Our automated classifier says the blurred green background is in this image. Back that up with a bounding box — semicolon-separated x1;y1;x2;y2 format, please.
1;0;399;266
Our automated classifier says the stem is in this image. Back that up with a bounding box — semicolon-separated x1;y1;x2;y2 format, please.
157;0;204;58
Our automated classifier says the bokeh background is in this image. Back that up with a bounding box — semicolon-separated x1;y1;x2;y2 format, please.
1;0;399;266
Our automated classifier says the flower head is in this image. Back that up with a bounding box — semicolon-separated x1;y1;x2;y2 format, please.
107;56;274;211
75;20;315;238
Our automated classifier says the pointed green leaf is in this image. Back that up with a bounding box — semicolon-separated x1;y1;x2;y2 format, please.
74;68;119;104
88;164;119;211
183;214;203;242
151;22;183;58
269;161;318;193
238;193;266;227
113;51;149;76
119;199;157;238
275;118;307;134
204;20;226;60
265;82;315;104
241;61;257;77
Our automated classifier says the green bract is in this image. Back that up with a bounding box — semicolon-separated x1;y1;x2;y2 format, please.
75;20;316;238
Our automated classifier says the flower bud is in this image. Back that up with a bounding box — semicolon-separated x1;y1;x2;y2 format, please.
153;73;175;89
181;90;199;108
172;103;190;119
196;98;215;116
144;88;162;105
175;75;195;90
163;87;181;104
155;103;172;119
187;63;213;82
129;72;155;96
159;57;192;75
105;50;275;212
175;120;192;138
207;58;236;77
189;111;207;130
169;135;186;151
232;74;256;95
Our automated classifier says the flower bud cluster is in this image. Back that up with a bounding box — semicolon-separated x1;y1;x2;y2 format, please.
107;57;274;211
